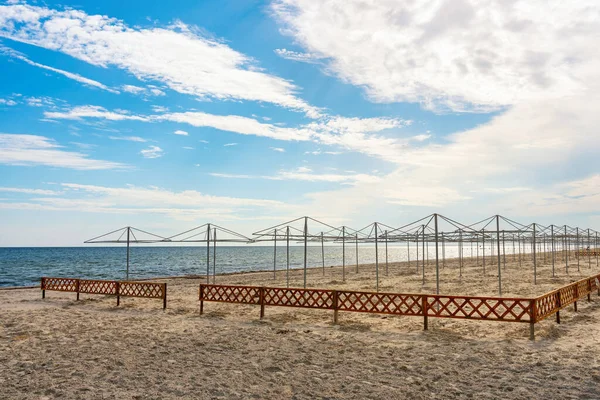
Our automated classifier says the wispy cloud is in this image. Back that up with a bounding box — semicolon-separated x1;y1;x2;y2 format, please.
0;187;59;195
108;136;147;143
45;106;148;121
274;48;323;64
210;167;380;184
173;130;188;136
224;143;238;147
140;145;163;158
0;134;126;170
269;147;285;152
0;98;17;106
0;4;321;117
1;45;119;94
46;106;410;162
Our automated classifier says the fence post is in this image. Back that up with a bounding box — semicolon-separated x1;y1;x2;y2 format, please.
116;281;120;307
556;292;561;324
574;283;578;312
333;290;339;324
199;284;204;315
41;277;45;299
76;279;80;301
423;295;428;331
529;300;536;341
260;287;265;320
587;279;591;302
163;283;167;310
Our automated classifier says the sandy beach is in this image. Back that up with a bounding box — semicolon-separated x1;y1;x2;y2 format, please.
2;254;600;399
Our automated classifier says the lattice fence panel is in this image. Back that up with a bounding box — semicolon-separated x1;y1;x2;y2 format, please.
577;280;590;298
120;282;165;299
559;284;577;306
42;277;78;292
264;288;334;309
79;279;117;295
337;291;423;315
201;285;261;304
534;292;559;322
427;296;532;322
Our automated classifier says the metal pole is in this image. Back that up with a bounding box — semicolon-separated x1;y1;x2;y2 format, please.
342;226;346;281
482;229;486;274
422;225;425;283
213;228;216;284
496;216;502;296
355;234;359;273
577;227;580;272
551;225;555;277
321;232;325;276
375;223;379;292
273;228;277;280
126;227;130;280
304;217;308;288
416;232;419;273
502;231;506;269
422;225;425;284
435;214;440;295
533;223;537;285
588;229;591;268
459;229;463;278
285;226;290;287
206;223;211;284
565;226;569;274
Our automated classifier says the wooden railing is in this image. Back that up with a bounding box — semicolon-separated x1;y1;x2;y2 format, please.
199;273;600;340
41;277;167;309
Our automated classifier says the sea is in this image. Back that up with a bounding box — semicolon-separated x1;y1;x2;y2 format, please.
0;244;474;287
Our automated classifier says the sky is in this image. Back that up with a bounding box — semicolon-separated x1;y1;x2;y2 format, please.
0;0;599;246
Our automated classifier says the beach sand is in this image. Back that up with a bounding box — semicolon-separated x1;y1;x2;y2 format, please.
2;253;600;399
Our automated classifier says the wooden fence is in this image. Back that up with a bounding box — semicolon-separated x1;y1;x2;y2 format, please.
199;273;600;339
41;277;167;309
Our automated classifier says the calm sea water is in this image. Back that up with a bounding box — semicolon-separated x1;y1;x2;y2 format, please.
0;243;511;287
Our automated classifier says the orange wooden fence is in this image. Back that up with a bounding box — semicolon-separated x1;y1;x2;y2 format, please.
199;273;600;339
41;277;167;309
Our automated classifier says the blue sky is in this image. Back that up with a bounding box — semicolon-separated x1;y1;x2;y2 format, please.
0;0;599;245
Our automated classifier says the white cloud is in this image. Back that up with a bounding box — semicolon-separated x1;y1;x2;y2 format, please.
151;105;169;113
0;4;321;117
122;84;166;97
0;98;17;106
182;146;194;150
140;145;163;158
43;106;411;162
1;44;118;93
149;88;166;96
272;0;597;112
157;111;312;141
210;167;381;185
108;136;147;143
0;134;126;170
223;143;238;147
0;183;287;222
173;130;188;136
274;48;323;64
121;85;145;94
0;187;59;195
269;147;285;152
45;106;149;121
